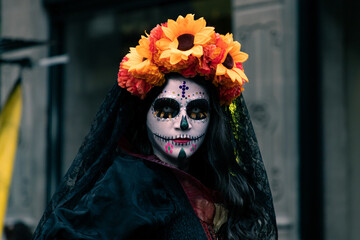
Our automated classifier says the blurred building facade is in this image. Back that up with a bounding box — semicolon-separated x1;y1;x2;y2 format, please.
0;0;359;239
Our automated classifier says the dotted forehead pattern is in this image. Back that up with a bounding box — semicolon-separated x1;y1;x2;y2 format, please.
179;81;189;98
162;89;206;102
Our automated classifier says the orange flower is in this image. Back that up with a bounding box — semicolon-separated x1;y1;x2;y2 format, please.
215;33;248;85
155;14;215;69
123;36;164;86
117;15;250;105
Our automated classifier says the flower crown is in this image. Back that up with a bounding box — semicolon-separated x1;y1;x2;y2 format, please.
117;14;248;105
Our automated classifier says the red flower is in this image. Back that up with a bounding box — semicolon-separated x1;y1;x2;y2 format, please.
118;57;152;99
181;60;197;77
236;62;244;71
219;85;243;105
149;24;165;56
198;34;225;76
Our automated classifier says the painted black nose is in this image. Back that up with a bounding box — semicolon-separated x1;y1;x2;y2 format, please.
180;116;189;130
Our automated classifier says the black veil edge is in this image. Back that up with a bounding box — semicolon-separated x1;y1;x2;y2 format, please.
32;84;130;239
226;94;278;239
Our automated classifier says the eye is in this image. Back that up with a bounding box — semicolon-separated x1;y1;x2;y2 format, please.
163;106;174;113
153;98;180;119
191;107;201;114
187;99;209;120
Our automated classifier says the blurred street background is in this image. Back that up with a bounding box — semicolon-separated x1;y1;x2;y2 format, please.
0;0;359;239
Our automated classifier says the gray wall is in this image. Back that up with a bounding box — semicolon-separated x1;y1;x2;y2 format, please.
1;0;48;230
232;1;360;240
321;1;360;239
232;0;299;239
347;37;360;240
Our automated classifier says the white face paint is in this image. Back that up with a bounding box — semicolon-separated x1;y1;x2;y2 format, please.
146;75;210;170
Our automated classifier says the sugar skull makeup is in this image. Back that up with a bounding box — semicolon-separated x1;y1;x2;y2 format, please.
146;75;210;169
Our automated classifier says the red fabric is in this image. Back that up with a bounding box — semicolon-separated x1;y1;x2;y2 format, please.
173;172;215;224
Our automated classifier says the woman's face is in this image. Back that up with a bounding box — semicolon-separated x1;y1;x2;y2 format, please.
146;75;210;169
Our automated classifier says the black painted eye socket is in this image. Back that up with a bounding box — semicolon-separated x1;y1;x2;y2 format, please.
153;98;180;119
187;99;209;120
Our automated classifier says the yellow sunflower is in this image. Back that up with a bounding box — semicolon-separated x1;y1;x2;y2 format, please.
123;36;164;86
215;33;249;85
156;14;215;66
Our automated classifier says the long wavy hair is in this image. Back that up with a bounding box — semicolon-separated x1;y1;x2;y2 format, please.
122;74;265;239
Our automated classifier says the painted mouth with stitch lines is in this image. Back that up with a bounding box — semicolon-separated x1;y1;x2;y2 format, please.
154;133;205;145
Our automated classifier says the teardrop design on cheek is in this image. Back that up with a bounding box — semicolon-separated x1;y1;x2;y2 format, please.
180;116;189;130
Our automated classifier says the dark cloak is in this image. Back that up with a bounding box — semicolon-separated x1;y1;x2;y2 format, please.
32;83;277;239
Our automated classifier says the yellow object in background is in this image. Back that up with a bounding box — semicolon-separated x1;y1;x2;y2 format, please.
0;82;22;237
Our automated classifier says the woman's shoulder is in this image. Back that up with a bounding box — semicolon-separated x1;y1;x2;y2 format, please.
91;151;176;202
110;151;173;184
36;152;178;239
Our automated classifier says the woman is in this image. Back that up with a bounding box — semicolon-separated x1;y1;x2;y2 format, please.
33;14;277;239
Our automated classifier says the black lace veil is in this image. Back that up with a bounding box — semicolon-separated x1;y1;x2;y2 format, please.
226;96;277;238
32;83;277;239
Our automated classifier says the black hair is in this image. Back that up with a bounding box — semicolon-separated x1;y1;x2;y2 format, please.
122;73;266;239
